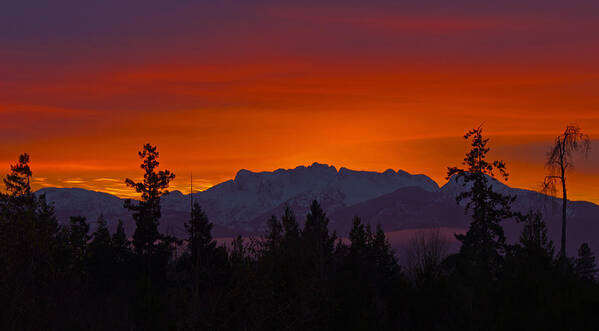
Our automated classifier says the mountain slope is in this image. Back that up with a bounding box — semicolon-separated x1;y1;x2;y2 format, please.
34;164;599;256
36;163;438;235
191;163;438;228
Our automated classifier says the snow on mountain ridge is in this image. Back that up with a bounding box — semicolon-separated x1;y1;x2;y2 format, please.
193;162;439;227
37;163;439;229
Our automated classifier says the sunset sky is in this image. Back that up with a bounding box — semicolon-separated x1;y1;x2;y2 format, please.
1;1;598;202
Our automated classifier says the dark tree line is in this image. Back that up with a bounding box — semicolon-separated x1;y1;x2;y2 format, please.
0;135;598;330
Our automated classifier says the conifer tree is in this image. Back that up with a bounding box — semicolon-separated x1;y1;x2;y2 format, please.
575;243;597;280
302;200;337;284
112;220;130;264
265;215;282;251
302;200;336;251
281;205;299;238
184;202;216;309
90;214;111;250
508;211;555;284
124;144;175;256
519;211;554;257
68;216;90;270
447;126;518;275
88;214;113;278
3;153;32;197
123;144;175;330
185;203;216;275
349;216;368;254
372;224;398;275
230;235;246;263
0;154;61;331
185;202;215;258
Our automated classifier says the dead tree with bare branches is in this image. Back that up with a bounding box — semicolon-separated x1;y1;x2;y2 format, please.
542;125;590;258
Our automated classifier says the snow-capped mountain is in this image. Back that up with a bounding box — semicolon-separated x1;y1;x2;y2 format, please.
192;163;438;230
34;163;599;257
36;163;439;235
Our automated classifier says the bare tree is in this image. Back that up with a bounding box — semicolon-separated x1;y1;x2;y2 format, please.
404;228;449;282
542;125;590;258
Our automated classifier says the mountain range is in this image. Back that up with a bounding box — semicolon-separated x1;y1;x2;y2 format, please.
36;163;599;257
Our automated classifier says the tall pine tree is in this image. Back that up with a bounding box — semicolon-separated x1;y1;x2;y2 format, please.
575;243;597;280
124;144;175;256
447;126;518;276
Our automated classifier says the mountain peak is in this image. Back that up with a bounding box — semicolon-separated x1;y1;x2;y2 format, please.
234;168;254;180
308;162;337;172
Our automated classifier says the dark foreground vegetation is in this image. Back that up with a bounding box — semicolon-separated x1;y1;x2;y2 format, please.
1;128;598;330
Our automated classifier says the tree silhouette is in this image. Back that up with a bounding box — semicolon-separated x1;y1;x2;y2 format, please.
542;125;590;258
575;243;597;280
185;202;216;302
67;216;90;271
303;200;336;248
91;214;111;248
404;229;448;282
2;144;599;329
112;219;130;263
123;144;175;329
348;216;368;253
185;202;215;260
88;214;113;280
124;144;175;256
281;205;299;238
229;235;246;264
519;211;554;258
0;154;62;329
447;126;518;275
265;214;283;251
302;200;337;278
3;153;32;197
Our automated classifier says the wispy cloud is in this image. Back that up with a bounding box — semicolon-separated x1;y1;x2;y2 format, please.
63;178;86;184
93;177;120;182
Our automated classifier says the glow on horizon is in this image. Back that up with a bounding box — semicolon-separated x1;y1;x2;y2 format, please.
1;1;598;202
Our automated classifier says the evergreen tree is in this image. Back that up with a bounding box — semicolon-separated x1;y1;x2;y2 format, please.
519;211;554;258
185;202;216;258
124;143;175;256
88;214;113;278
302;200;336;252
265;214;282;251
3;153;32;197
67;216;90;271
182;202;218;325
281;205;299;238
0;153;36;217
302;200;337;281
575;243;597;280
298;201;337;327
230;235;246;264
0;154;62;329
185;202;217;290
372;224;398;275
90;214;111;250
123;144;175;329
349;216;368;254
447;126;518;275
112;219;130;262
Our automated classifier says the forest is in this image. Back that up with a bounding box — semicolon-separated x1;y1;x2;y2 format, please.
0;127;598;331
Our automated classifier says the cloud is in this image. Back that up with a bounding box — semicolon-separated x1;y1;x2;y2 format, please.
92;177;120;182
63;179;86;184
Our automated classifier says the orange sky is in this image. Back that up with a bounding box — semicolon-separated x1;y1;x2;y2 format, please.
1;1;598;202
